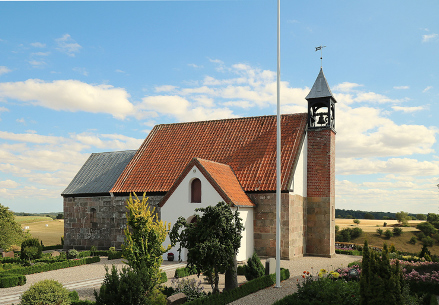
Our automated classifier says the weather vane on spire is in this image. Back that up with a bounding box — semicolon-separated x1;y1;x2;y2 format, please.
315;45;326;67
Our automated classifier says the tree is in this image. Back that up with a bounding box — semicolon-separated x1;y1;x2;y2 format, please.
122;193;171;294
416;214;427;220
395;211;409;226
0;203;28;250
416;222;437;237
364;213;375;219
170;202;244;294
353;219;360;225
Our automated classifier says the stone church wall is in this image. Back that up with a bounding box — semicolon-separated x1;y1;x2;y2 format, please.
63;195;163;250
250;192;306;260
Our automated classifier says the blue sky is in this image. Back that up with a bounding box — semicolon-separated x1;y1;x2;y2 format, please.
0;1;438;214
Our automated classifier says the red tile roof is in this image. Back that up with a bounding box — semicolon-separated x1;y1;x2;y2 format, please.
111;113;307;194
159;158;255;207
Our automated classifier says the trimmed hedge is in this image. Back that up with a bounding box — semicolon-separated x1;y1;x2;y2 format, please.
42;244;63;251
73;301;96;305
160;271;168;284
108;251;123;260
2;257;100;276
0;273;26;288
185;268;290;305
174;265;197;278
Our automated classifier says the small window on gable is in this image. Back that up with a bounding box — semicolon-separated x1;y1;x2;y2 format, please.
191;178;201;203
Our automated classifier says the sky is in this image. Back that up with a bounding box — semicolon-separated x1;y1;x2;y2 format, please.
0;0;438;214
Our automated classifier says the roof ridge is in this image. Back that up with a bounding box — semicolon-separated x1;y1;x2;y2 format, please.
152;113;307;128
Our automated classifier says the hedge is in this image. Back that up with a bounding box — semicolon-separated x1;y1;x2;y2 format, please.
42;244;63;251
174;265;197;278
0;273;26;288
1;257;100;276
160;271;168;284
185;268;290;305
108;251;123;260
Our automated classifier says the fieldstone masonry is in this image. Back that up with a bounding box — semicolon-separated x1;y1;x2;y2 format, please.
63;195;162;250
250;192;306;260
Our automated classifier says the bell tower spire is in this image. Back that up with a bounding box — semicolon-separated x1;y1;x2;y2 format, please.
306;68;337;131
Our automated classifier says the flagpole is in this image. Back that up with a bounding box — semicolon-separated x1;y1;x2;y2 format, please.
275;0;281;288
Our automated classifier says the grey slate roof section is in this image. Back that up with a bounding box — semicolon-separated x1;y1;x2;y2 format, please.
305;67;336;101
62;150;136;196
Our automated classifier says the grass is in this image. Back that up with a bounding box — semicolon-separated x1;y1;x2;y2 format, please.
18;218;64;246
15;216;54;224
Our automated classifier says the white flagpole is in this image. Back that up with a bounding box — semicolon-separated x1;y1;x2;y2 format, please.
276;0;281;288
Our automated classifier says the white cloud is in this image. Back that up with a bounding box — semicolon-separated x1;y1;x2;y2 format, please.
30;42;46;48
422;33;438;42
55;34;82;57
115;69;125;74
28;60;46;67
0;79;134;119
0;66;11;75
73;67;88;76
16;118;25;124
0;106;8;112
393;86;409;90
32;52;50;56
423;86;433;93
392;106;425;113
332;82;363;92
188;63;203;69
155;85;178;92
0;180;19;188
354;91;401;104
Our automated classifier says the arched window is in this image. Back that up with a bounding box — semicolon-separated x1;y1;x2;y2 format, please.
191;178;201;203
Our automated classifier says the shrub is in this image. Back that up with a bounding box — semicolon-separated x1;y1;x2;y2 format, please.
409;236;417;244
351;227;363;239
94;265;148;305
69;291;79;302
108;251;123;260
273;277;360;305
244;252;265;281
392;227;403;236
237;265;246;275
377;228;383;236
353;219;360;225
421;236;434;247
146;287;167;305
389;244;396;253
417;222;437;237
0;273;26;288
384;229;393;239
174;266;197;278
20;238;43;261
20;279;71;305
67;249;79;259
170;277;207;301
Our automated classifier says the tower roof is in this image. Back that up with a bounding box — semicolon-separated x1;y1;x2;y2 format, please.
305;67;336;102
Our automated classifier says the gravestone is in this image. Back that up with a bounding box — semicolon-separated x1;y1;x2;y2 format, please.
265;257;276;275
51;251;60;257
2;251;14;258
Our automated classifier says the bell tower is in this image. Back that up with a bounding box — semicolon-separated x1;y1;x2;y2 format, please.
305;67;336;257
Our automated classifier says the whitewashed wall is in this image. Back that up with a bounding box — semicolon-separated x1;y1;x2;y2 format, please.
289;134;307;196
161;164;253;262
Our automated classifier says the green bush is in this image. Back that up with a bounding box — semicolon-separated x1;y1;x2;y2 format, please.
42;244;63;251
244;252;265;281
273;277;360;305
94;265;148;305
237;265;246;275
174;265;197;278
393;227;403;236
108;251;123;260
67;249;79;259
69;291;79;302
422;237;434;247
20;238;43;261
384;229;393;239
20;279;71;305
0;273;26;287
409;236;417;244
170;277;207;301
417;222;437;236
185;268;290;305
377;228;383;236
146;287;167;305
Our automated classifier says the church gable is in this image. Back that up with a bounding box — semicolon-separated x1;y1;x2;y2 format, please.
160;158;254;208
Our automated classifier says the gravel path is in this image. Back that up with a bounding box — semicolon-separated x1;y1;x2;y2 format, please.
0;255;362;305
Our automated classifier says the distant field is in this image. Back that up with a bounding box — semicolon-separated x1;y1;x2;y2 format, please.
15;216;54;224
336;218;438;255
336;219;423;232
19;219;64;246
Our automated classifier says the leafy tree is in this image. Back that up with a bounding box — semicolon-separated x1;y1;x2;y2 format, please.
395;211;409;226
416;222;437;237
56;213;64;219
170;201;244;294
20;238;43;261
392;227;403;236
0;203;28;250
384;229;393;239
244;252;265;281
376;228;383;236
353;219;360;225
426;213;439;223
121;193;171;294
364;213;374;219
416;214;427;220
